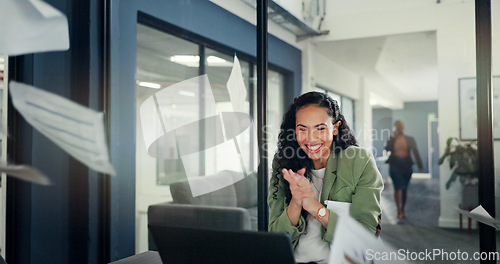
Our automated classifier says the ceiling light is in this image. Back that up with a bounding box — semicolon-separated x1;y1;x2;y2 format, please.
207;56;226;63
178;90;196;97
170;55;200;67
170;55;232;67
170;55;199;63
138;81;161;89
207;56;233;67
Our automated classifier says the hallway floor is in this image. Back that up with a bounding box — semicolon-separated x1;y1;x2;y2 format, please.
379;177;500;263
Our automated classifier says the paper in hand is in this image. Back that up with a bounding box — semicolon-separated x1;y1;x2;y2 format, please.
0;0;69;56
9;81;115;175
0;162;50;185
325;200;351;216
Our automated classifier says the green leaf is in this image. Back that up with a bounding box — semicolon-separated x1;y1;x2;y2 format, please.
439;148;450;165
446;137;453;148
449;153;456;169
440;137;479;186
446;172;458;189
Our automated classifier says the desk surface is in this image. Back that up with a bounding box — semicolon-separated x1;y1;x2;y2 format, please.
109;251;162;264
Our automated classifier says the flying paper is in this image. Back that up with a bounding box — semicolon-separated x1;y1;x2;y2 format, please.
9;81;115;175
325;200;351;216
329;215;406;264
226;55;248;113
455;205;500;229
225;56;258;174
0;0;69;56
0;162;51;185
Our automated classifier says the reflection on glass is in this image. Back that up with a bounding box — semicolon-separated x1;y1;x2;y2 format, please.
205;48;256;177
136;24;199;186
267;70;285;173
136;23;287;254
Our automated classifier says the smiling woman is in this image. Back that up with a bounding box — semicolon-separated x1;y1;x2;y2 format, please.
295;105;339;170
268;91;384;264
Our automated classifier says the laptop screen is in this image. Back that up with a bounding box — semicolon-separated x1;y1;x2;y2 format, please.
149;224;296;264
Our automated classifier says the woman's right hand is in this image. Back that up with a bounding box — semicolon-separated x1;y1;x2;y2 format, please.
282;168;312;207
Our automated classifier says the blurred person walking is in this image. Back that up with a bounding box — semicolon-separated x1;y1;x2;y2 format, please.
385;120;423;219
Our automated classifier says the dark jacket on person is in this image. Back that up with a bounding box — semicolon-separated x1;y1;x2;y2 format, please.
385;135;423;170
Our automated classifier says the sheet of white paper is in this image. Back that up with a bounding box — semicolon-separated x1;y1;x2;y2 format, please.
0;0;69;56
325;200;351;216
226;56;247;113
330;215;406;264
0;162;50;185
455;206;500;229
470;205;493;219
9;81;115;175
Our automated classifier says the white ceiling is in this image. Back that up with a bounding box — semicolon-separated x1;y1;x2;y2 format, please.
314;31;438;105
217;0;443;107
307;0;451;108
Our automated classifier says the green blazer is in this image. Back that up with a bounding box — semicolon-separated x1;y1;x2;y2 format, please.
268;146;384;249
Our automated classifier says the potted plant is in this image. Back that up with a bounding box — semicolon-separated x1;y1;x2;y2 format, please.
438;137;478;209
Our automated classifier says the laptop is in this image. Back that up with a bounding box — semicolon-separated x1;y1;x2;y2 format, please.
148;224;296;264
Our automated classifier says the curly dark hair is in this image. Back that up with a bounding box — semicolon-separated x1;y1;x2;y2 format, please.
271;91;358;208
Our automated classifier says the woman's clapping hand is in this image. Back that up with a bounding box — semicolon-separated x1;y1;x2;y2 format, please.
282;168;314;209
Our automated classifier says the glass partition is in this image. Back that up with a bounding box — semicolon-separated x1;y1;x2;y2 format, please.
0;55;6;259
136;24;199;188
135;22;285;253
127;1;499;261
266;69;285;174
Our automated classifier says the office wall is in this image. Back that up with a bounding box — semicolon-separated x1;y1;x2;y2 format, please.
372;108;392;157
274;0;303;20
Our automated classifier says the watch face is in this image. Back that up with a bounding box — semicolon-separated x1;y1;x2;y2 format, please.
319;208;326;217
